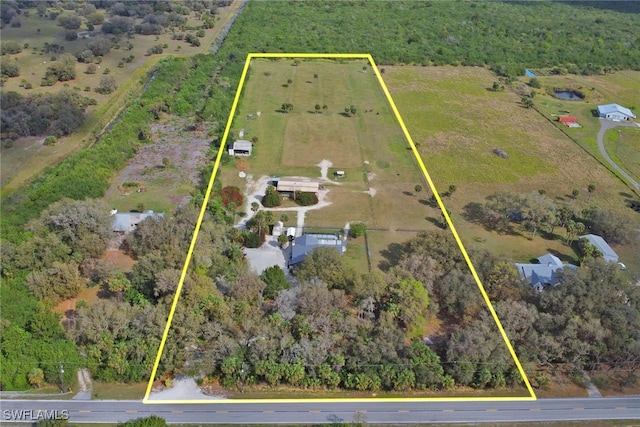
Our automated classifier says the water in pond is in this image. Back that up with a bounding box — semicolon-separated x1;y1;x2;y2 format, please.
554;90;583;101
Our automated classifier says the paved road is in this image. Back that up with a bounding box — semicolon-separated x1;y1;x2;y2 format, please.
597;119;640;190
2;397;640;424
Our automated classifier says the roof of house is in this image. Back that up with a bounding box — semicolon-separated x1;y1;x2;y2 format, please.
515;263;564;287
597;103;636;119
111;210;163;233
515;252;576;288
579;234;619;262
289;234;346;265
276;177;320;193
537;253;563;267
232;140;252;151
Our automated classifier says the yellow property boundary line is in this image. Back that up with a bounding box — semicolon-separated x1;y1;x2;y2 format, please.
143;52;537;404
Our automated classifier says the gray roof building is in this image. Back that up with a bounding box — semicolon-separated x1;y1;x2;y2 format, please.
288;234;346;266
111;210;164;233
579;234;619;263
515;253;575;291
597;103;636;121
229;140;252;156
276;177;320;193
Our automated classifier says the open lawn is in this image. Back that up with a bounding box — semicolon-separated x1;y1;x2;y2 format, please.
219;58;436;271
604;127;640;183
383;66;640;270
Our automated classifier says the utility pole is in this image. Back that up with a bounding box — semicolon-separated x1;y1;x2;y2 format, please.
59;363;65;393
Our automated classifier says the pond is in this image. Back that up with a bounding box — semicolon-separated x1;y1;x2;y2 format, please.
554;90;584;101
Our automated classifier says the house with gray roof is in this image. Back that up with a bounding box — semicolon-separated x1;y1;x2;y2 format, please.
287;233;347;266
515;253;575;291
597;103;636;121
579;234;619;263
111;210;164;234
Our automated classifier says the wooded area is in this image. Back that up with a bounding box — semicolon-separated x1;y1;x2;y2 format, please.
1;0;639;393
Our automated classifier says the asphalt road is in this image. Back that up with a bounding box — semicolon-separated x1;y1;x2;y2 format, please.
2;397;640;424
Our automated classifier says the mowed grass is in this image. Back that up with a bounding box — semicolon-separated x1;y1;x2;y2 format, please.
383;66;640;267
223;58;424;231
604;127;640;182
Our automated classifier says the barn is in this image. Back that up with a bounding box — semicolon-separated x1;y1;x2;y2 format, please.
597;104;636;121
276;177;320;194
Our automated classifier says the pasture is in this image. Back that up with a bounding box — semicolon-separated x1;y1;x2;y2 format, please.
219;58;432;270
383;66;640;272
604;127;640;183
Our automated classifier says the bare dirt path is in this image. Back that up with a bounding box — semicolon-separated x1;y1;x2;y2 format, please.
597;119;640;191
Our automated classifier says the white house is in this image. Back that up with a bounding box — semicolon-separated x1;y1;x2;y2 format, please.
597;104;636;121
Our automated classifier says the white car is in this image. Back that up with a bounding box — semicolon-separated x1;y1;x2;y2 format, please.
618;262;626;270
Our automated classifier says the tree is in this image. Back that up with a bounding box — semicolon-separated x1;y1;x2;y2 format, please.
85;63;97;74
28;367;45;388
98;76;117;94
572;189;579;199
522;192;556;239
280;102;293;113
251;202;259;213
521;96;534;108
350;105;357;116
350;222;367;238
58;15;82;30
261;266;290;299
314;103;321;114
1;62;19;78
414;184;423;193
448;184;457;195
587;183;596;201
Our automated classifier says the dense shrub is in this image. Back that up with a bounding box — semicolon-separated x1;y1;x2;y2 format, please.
1;62;19;78
293;191;318;206
219;186;244;209
349;222;367;238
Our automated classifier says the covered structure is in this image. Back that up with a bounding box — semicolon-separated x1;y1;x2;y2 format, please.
111;210;164;234
288;234;347;266
597;104;636;121
579;234;619;263
515;253;575;291
276;177;319;194
228;140;252;156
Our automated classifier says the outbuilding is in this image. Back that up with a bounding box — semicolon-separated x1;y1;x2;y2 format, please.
579;234;619;263
228;140;252;156
276;177;320;194
597;104;636;121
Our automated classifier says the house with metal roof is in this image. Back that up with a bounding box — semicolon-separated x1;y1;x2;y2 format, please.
579;234;619;263
597;104;636;121
515;253;575;291
111;210;164;234
276;177;320;194
228;140;252;156
287;234;346;266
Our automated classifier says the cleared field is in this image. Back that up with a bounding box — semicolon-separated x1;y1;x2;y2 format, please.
604;127;640;182
219;58;440;273
383;66;640;271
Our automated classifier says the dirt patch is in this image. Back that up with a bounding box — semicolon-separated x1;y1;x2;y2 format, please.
54;285;100;318
100;249;136;272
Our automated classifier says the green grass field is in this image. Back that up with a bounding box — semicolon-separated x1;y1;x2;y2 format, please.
604;127;640;183
220;58;432;270
383;66;640;272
